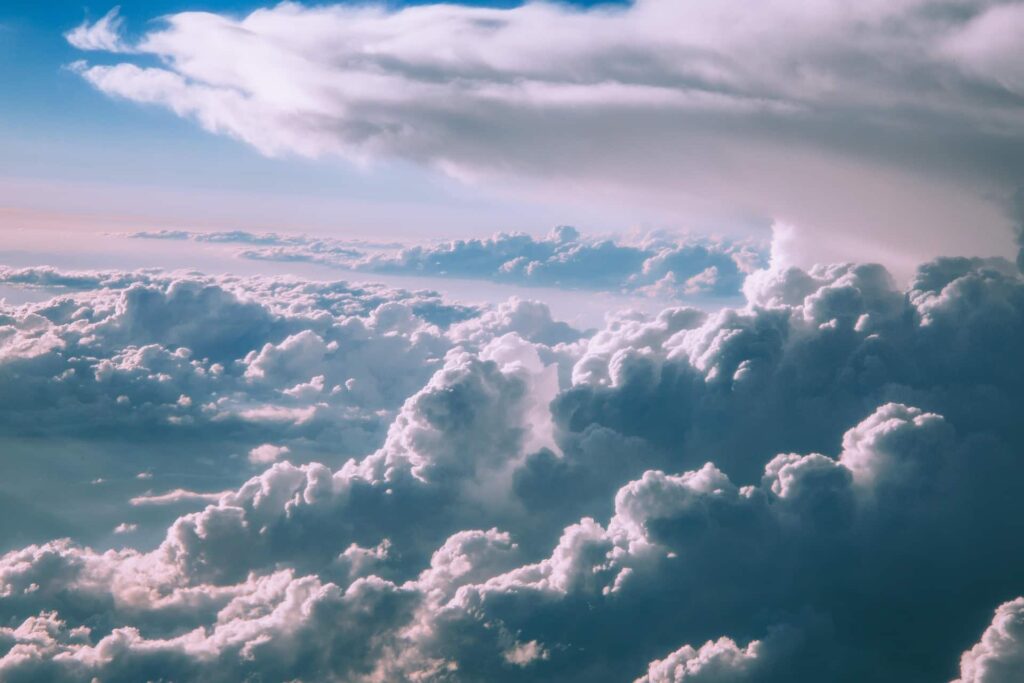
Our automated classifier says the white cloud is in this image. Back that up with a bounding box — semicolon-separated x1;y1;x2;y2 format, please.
248;443;289;464
65;7;132;54
942;3;1024;96
131;227;764;299
956;598;1024;683
636;637;763;682
129;489;228;506
1;252;1024;680
0;265;525;546
68;1;1024;270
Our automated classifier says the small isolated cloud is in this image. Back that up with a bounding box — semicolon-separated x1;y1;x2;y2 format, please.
503;640;549;667
129;488;227;506
130;227;765;299
65;7;132;53
112;522;137;534
635;637;763;683
248;443;289;464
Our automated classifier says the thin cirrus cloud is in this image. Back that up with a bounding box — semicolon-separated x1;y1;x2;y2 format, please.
66;1;1024;271
64;6;133;53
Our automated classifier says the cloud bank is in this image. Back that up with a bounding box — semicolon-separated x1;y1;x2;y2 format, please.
0;264;584;547
69;0;1024;268
2;249;1024;680
129;226;765;299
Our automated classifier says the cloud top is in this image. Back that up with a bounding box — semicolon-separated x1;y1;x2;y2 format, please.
2;251;1024;680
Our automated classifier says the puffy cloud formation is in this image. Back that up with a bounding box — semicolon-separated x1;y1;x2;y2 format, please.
127;227;765;299
0;265;584;547
67;1;1024;266
2;252;1024;681
635;638;766;683
956;599;1024;683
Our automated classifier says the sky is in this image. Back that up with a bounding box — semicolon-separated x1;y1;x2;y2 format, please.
2;2;1024;682
0;0;642;245
2;0;1023;273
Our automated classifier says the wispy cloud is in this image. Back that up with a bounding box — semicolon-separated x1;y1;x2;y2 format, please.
65;6;133;53
129;488;228;506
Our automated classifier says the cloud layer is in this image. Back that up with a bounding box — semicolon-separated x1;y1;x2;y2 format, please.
0;264;581;547
69;0;1024;267
2;248;1024;680
129;226;765;299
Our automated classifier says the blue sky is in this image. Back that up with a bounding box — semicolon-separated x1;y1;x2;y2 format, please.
0;0;636;244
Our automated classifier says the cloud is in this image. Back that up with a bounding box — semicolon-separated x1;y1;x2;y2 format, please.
347;228;761;298
125;228;400;251
128;227;765;299
554;255;1024;491
2;397;1018;681
68;1;1024;269
956;598;1024;683
0;265;564;547
65;7;132;54
129;489;227;506
634;637;764;682
3;252;1024;680
247;444;289;464
941;3;1024;96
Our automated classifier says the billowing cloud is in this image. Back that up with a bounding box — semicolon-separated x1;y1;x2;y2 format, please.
0;265;574;547
68;1;1024;269
956;598;1024;683
2;250;1024;680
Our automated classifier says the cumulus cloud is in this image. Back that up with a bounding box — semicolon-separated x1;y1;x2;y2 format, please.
68;1;1024;268
957;598;1024;683
635;637;764;682
2;252;1024;681
247;443;289;464
346;228;762;298
0;264;572;547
